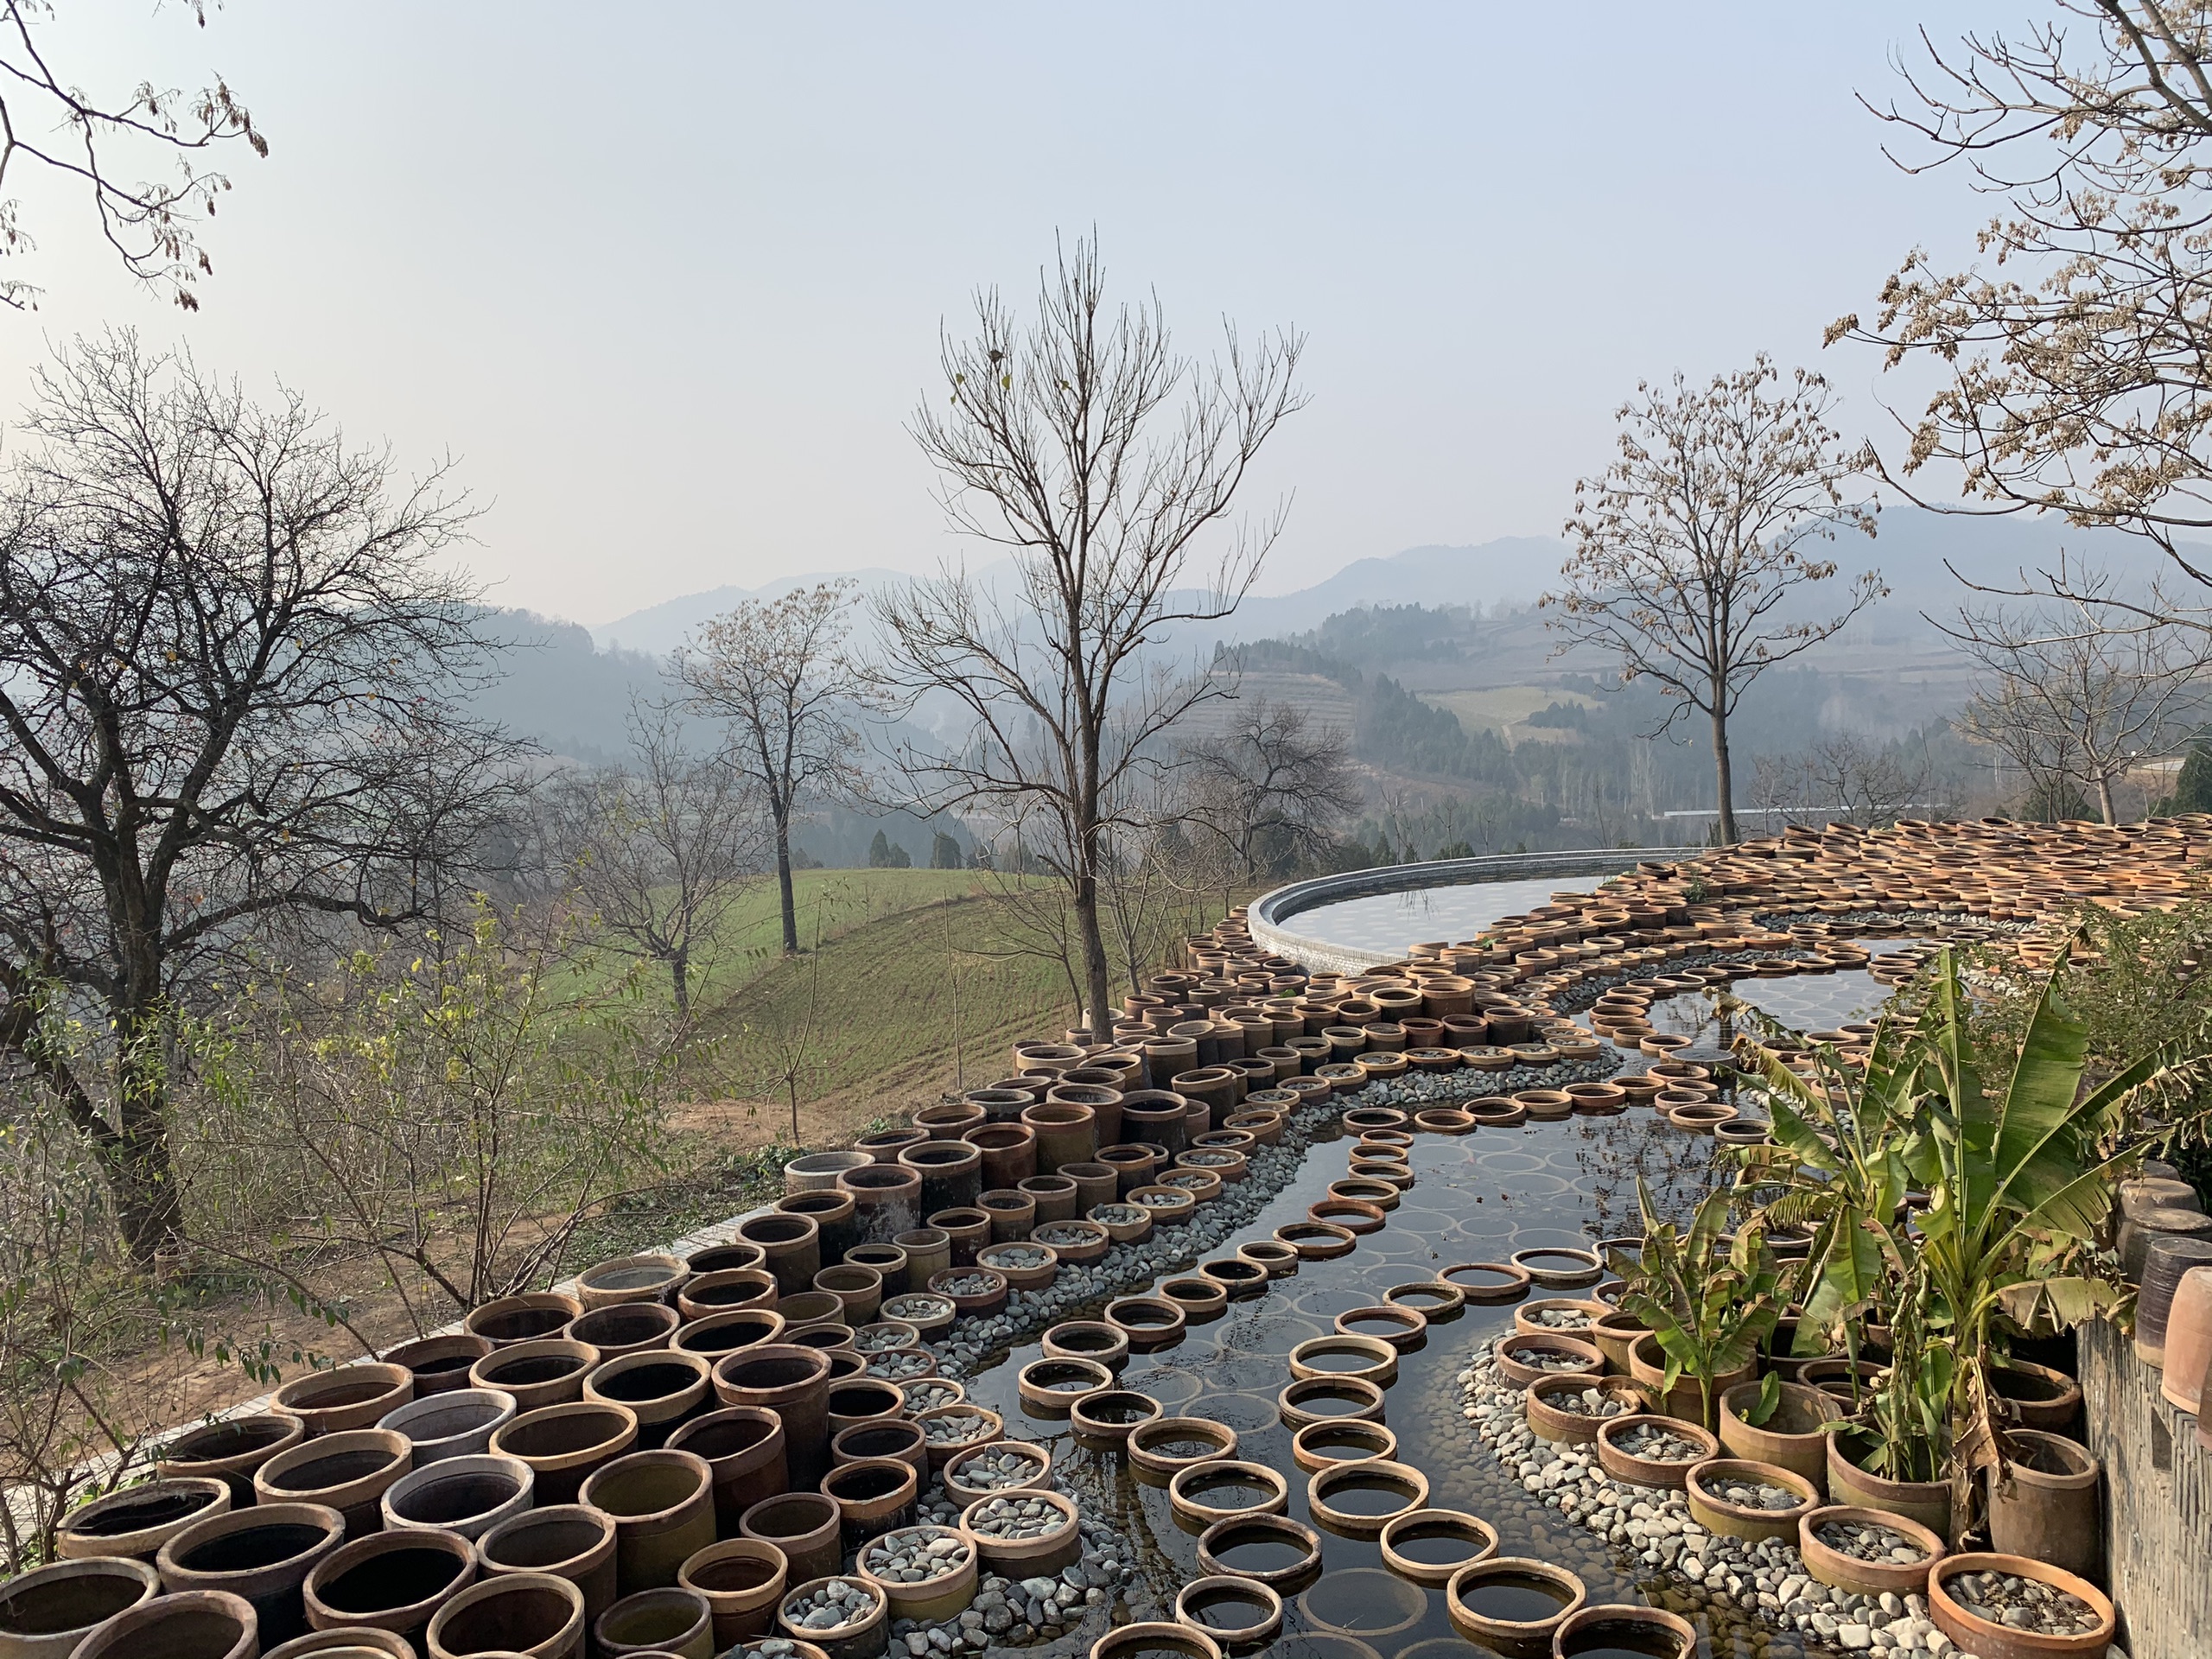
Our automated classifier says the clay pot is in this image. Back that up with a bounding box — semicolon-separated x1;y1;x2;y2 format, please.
741;1492;844;1585
964;1124;1037;1189
737;1212;823;1296
1796;1504;1946;1598
474;1504;619;1625
899;1141;984;1216
679;1539;789;1649
1116;1093;1189;1156
488;1402;639;1505
157;1502;347;1648
1717;1381;1832;1493
779;1191;861;1270
772;1575;886;1659
1306;1459;1431;1538
892;1228;950;1284
1276;1376;1385;1431
1548;1605;1697;1659
466;1294;583;1349
1684;1458;1819;1542
2136;1233;2212;1363
1825;1431;1949;1539
918;1099;988;1140
1192;1513;1321;1592
576;1254;687;1311
585;1351;713;1449
470;1339;598;1415
254;1428;413;1539
1376;1509;1497;1586
1021;1171;1088;1222
976;1188;1035;1243
839;1165;925;1243
159;1413;308;1506
672;1308;786;1362
567;1301;681;1360
715;1344;834;1489
667;1406;789;1533
582;1449;719;1598
1984;1430;2101;1582
380;1452;533;1540
262;1630;412;1658
54;1478;230;1564
66;1589;256;1659
1928;1553;2114;1659
1989;1359;2082;1434
0;1557;160;1657
1594;1415;1719;1490
927;1209;992;1267
302;1529;474;1648
274;1364;415;1439
1627;1333;1747;1427
855;1128;930;1163
819;1457;918;1548
677;1268;779;1322
2158;1264;2212;1412
1444;1557;1586;1656
426;1572;585;1659
383;1333;493;1398
684;1240;768;1277
378;1387;518;1465
785;1152;874;1193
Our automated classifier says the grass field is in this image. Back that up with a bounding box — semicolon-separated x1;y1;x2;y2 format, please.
1419;683;1600;747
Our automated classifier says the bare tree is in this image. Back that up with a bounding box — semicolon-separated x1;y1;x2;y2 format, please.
0;2;266;309
550;703;764;1016
871;236;1306;1040
0;332;525;1263
673;582;866;958
1833;3;2212;622
1751;731;1942;830
1541;358;1883;845
1951;563;2210;823
1185;700;1360;880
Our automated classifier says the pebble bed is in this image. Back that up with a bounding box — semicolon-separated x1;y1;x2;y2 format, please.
1943;1568;2104;1637
865;1527;974;1585
1612;1420;1707;1462
954;1447;1045;1491
1817;1518;1929;1567
964;1495;1070;1541
784;1577;886;1634
1462;1351;1987;1656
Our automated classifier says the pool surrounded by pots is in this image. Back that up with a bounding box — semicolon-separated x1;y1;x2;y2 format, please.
941;965;1902;1659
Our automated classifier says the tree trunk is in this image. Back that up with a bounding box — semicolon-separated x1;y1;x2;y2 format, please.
2094;772;2118;826
1071;869;1113;1045
1710;702;1738;846
110;1015;186;1268
671;946;690;1018
772;801;799;954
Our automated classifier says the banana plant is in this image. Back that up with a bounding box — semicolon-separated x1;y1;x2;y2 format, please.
1610;1178;1780;1429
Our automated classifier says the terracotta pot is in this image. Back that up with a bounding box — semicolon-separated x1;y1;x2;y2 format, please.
679;1539;789;1649
582;1449;719;1597
839;1166;925;1243
1985;1430;2100;1582
928;1209;992;1267
830;1420;929;1484
684;1240;768;1277
843;1243;910;1297
1117;1092;1190;1156
2159;1264;2212;1412
1717;1381;1831;1493
380;1452;533;1540
383;1333;493;1398
667;1406;789;1533
899;1141;984;1216
466;1294;583;1349
715;1344;834;1489
964;1124;1037;1189
0;1557;160;1657
780;1191;861;1270
737;1212;823;1296
672;1308;786;1362
677;1268;779;1323
426;1572;585;1659
1685;1458;1819;1542
976;1188;1036;1243
1825;1431;1949;1539
1796;1503;1946;1597
1020;1103;1098;1174
303;1528;474;1648
255;1428;413;1539
2136;1233;2212;1363
264;1630;412;1658
772;1575;887;1659
1376;1509;1496;1586
488;1402;639;1505
576;1253;687;1311
1276;1376;1385;1431
474;1504;619;1626
785;1151;874;1193
1594;1415;1719;1490
741;1492;844;1585
1928;1553;2114;1659
54;1478;230;1564
66;1589;256;1659
1627;1333;1749;1427
917;1100;988;1140
1548;1605;1696;1659
1989;1359;2082;1434
819;1457;918;1548
470;1338;598;1415
274;1364;415;1438
855;1128;930;1163
377;1387;517;1465
1024;1171;1090;1222
159;1414;308;1507
1525;1376;1646;1446
892;1228;950;1283
1444;1557;1586;1655
584;1350;713;1449
1306;1459;1431;1538
567;1301;681;1360
157;1501;347;1648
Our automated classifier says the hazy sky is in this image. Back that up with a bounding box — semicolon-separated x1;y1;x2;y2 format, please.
0;2;2018;626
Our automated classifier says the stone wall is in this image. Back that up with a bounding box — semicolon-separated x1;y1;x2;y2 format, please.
2080;1319;2212;1658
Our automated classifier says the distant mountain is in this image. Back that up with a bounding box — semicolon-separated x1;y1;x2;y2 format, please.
592;568;912;656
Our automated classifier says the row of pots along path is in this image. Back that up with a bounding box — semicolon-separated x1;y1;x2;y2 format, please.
14;813;2212;1659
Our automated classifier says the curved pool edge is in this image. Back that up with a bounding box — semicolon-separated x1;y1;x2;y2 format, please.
1249;849;1683;973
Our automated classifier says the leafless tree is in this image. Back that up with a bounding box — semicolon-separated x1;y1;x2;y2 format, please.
1541;358;1884;845
870;235;1306;1040
1185;699;1360;880
0;1;266;309
1833;3;2212;624
0;332;527;1263
549;703;765;1016
1950;562;2210;823
672;582;867;957
1751;732;1942;830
